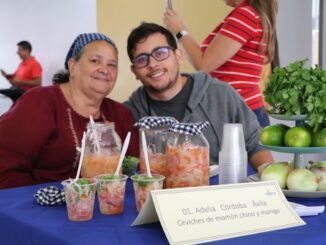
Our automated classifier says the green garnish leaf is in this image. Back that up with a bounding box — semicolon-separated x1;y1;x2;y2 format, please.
133;175;155;187
76;179;91;185
101;174;119;180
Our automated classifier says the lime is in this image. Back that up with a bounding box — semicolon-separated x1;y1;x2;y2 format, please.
260;125;285;146
284;127;312;147
312;128;326;147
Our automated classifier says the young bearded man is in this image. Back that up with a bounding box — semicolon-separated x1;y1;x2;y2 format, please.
124;22;273;170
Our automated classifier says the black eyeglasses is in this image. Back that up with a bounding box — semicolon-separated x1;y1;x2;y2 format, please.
132;46;175;68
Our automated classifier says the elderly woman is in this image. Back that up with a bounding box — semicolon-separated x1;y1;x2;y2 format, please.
0;33;139;189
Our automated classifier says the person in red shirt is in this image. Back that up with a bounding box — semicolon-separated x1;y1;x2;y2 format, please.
0;40;42;101
163;0;278;127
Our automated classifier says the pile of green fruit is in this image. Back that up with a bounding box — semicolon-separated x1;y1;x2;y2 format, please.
264;59;326;132
260;124;326;147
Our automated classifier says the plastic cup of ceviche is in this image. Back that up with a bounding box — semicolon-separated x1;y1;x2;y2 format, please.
131;174;165;213
95;174;128;215
61;178;97;221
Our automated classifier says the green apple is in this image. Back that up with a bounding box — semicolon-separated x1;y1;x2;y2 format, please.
287;169;318;191
261;162;293;189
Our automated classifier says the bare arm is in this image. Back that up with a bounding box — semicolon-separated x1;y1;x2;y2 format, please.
163;8;242;73
249;150;274;171
10;77;42;87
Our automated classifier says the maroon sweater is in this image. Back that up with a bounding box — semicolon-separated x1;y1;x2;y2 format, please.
0;85;139;189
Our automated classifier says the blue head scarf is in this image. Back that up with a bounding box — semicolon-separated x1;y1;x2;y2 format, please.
64;33;118;69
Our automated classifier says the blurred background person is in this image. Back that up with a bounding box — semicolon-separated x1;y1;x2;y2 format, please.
0;40;42;102
0;33;138;189
163;0;278;127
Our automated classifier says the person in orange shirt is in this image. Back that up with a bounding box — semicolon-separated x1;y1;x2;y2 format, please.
0;41;42;102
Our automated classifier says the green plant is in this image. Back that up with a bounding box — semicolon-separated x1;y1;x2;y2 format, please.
264;59;326;132
122;156;139;176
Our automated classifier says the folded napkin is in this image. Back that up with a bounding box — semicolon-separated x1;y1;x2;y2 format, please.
34;186;65;206
289;202;325;216
134;116;178;129
169;121;210;135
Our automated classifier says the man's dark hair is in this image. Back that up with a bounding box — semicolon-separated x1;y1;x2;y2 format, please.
17;41;32;53
127;22;177;60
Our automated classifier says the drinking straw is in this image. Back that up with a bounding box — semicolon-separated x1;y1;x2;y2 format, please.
114;132;131;176
72;131;87;183
141;131;152;177
89;116;101;154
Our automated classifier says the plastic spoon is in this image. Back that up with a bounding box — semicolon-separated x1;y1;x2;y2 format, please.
141;131;152;177
89;115;101;154
72;131;87;184
114;132;131;176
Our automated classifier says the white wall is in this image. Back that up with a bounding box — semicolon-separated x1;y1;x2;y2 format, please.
277;0;313;67
322;0;326;69
0;0;97;88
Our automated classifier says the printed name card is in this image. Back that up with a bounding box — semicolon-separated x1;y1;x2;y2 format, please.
132;181;305;245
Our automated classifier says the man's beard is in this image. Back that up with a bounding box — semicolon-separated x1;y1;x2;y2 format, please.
146;71;179;94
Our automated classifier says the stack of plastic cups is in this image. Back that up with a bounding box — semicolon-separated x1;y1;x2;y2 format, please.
219;123;247;184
